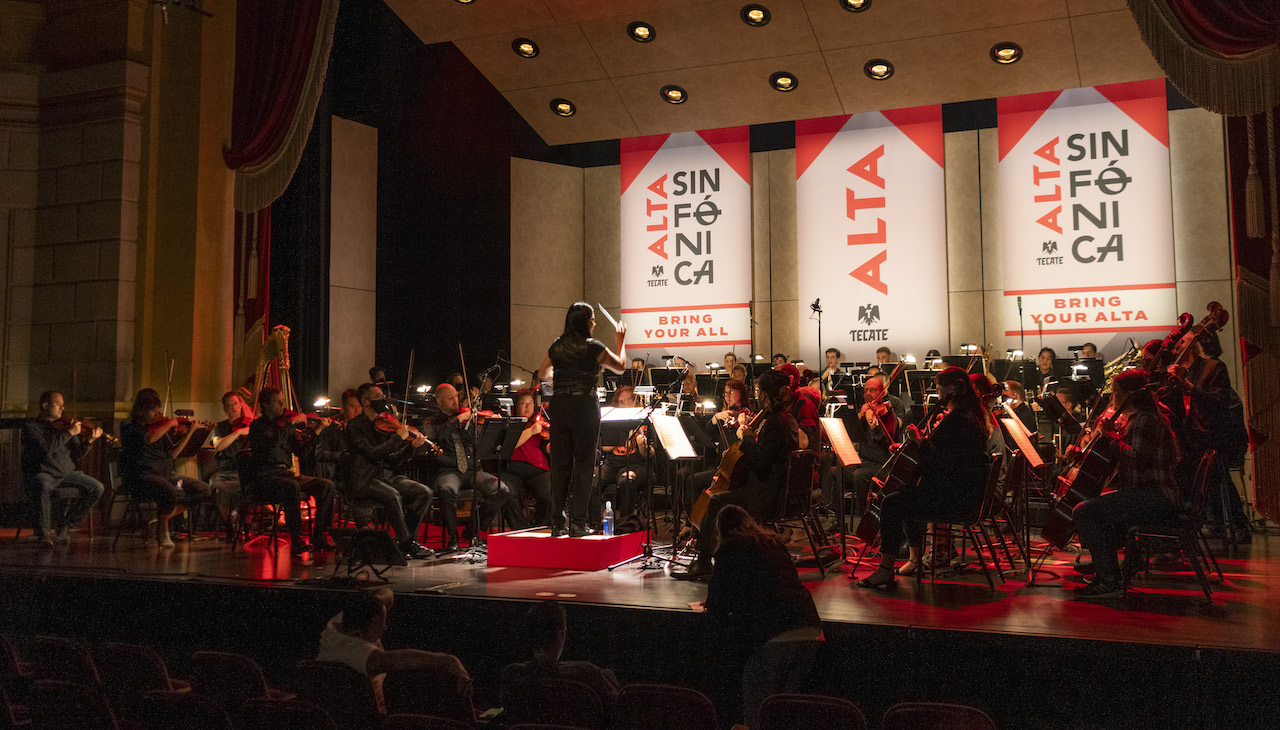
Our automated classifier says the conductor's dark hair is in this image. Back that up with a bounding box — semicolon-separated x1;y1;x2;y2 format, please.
563;302;594;340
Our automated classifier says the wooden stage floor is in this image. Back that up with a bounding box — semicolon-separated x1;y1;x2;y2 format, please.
1;523;1277;657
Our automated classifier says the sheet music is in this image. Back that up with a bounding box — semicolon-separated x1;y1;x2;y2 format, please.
999;417;1044;468
651;413;697;459
600;406;647;422
820;417;861;467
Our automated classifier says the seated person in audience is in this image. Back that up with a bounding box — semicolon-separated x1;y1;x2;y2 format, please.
500;389;552;527
598;386;651;524
209;391;252;522
318;587;472;712
695;505;823;729
118;388;212;547
20;390;105;547
248;387;337;556
501;601;620;713
343;383;435;559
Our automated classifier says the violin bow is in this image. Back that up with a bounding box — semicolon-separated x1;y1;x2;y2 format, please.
404;348;415;416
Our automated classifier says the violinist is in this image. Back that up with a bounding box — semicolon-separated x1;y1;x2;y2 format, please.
19;391;105;547
1071;369;1180;598
855;367;990;588
730;363;747;384
117;388;212;548
499;389;552;527
1166;329;1251;543
1003;380;1038;440
599;386;652;524
430;383;517;552
210;391;252;522
844;374;906;515
345;383;435;559
310;388;359;483
675;369;798;581
248;387;337;555
776;364;818;450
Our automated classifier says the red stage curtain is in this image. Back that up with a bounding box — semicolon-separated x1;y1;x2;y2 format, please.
223;0;338;212
1128;0;1280;116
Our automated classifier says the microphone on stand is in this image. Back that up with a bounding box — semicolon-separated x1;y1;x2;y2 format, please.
810;298;822;313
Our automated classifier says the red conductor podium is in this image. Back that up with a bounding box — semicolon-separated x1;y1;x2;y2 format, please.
487;527;647;571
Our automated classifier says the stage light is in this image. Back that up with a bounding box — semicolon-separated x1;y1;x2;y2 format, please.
550;98;576;117
1012;350;1024;358
702;400;716;410
415;385;428;394
660;84;687;104
510;379;524;387
512;38;539;58
841;0;870;12
755;354;765;361
864;59;893;80
793;361;806;367
628;21;655;42
769;71;797;92
990;42;1022;65
905;355;916;363
313;397;329;408
741;4;770;26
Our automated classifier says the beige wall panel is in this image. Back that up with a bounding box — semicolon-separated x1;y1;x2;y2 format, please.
330;117;378;291
751;300;772;356
504;80;641;148
949;290;985;355
771;299;799;362
979;127;1004;292
751;153;772;307
580;0;819;77
945;130;981;293
329;287;377;396
583;165;621;313
1176;279;1239;390
329;115;378;393
1170;108;1230;283
1071;12;1164;89
768;149;798;303
826;21;1082;116
801;0;1067;51
982;288;1012;357
511;157;584;308
512;303;570;384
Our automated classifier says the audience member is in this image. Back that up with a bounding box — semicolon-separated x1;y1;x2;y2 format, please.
501;601;620;712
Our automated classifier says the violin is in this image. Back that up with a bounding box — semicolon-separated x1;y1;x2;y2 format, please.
277;409;326;428
374;412;439;452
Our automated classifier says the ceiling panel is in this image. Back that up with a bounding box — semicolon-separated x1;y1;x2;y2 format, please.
1066;0;1128;14
503;79;642;146
825;19;1082;116
580;0;820;78
800;0;1069;51
611;52;843;136
383;0;557;45
1071;11;1164;89
454;23;608;91
541;0;709;25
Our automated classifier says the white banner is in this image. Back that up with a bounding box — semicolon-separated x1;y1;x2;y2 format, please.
620;128;752;366
795;106;949;364
998;79;1176;350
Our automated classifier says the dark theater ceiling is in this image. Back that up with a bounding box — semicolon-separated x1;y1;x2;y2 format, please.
383;0;1165;145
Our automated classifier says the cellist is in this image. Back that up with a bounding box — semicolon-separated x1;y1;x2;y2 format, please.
675;369;798;581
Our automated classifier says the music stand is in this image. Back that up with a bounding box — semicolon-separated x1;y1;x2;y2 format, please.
173;425;213;458
331;527;408;582
609;411;697;571
453;416;513;564
820;417;860;560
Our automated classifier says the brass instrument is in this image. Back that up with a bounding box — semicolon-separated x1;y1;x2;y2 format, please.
1099;339;1143;397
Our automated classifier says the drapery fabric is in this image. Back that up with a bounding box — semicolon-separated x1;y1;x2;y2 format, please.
1127;0;1280;117
223;0;339;212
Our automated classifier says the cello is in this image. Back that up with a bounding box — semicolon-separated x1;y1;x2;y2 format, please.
688;403;773;528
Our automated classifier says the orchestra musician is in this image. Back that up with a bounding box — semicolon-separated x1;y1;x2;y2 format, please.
1081;342;1100;359
856;367;990;588
844;374;907;515
1003;380;1038;439
1036;347;1057;392
730;363;747;384
771;353;788;367
537;302;627;538
675;369;798;581
344;384;436;559
118;388;212;548
820;348;845;395
875;347;892;367
776;364;818;450
209;391;252;522
248;387;337;555
627;357;647;387
1071;369;1180;598
20;391;105;547
676;379;753;521
499;389;552;527
598;386;651;524
430;383;517;551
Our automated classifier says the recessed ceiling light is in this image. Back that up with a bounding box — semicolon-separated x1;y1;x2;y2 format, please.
990;42;1023;64
550;98;576;117
840;0;870;12
660;85;687;104
863;59;893;80
454;0;475;4
769;71;797;92
512;38;539;58
628;21;655;42
741;4;770;26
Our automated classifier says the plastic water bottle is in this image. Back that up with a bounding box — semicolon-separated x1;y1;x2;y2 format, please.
602;501;614;537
